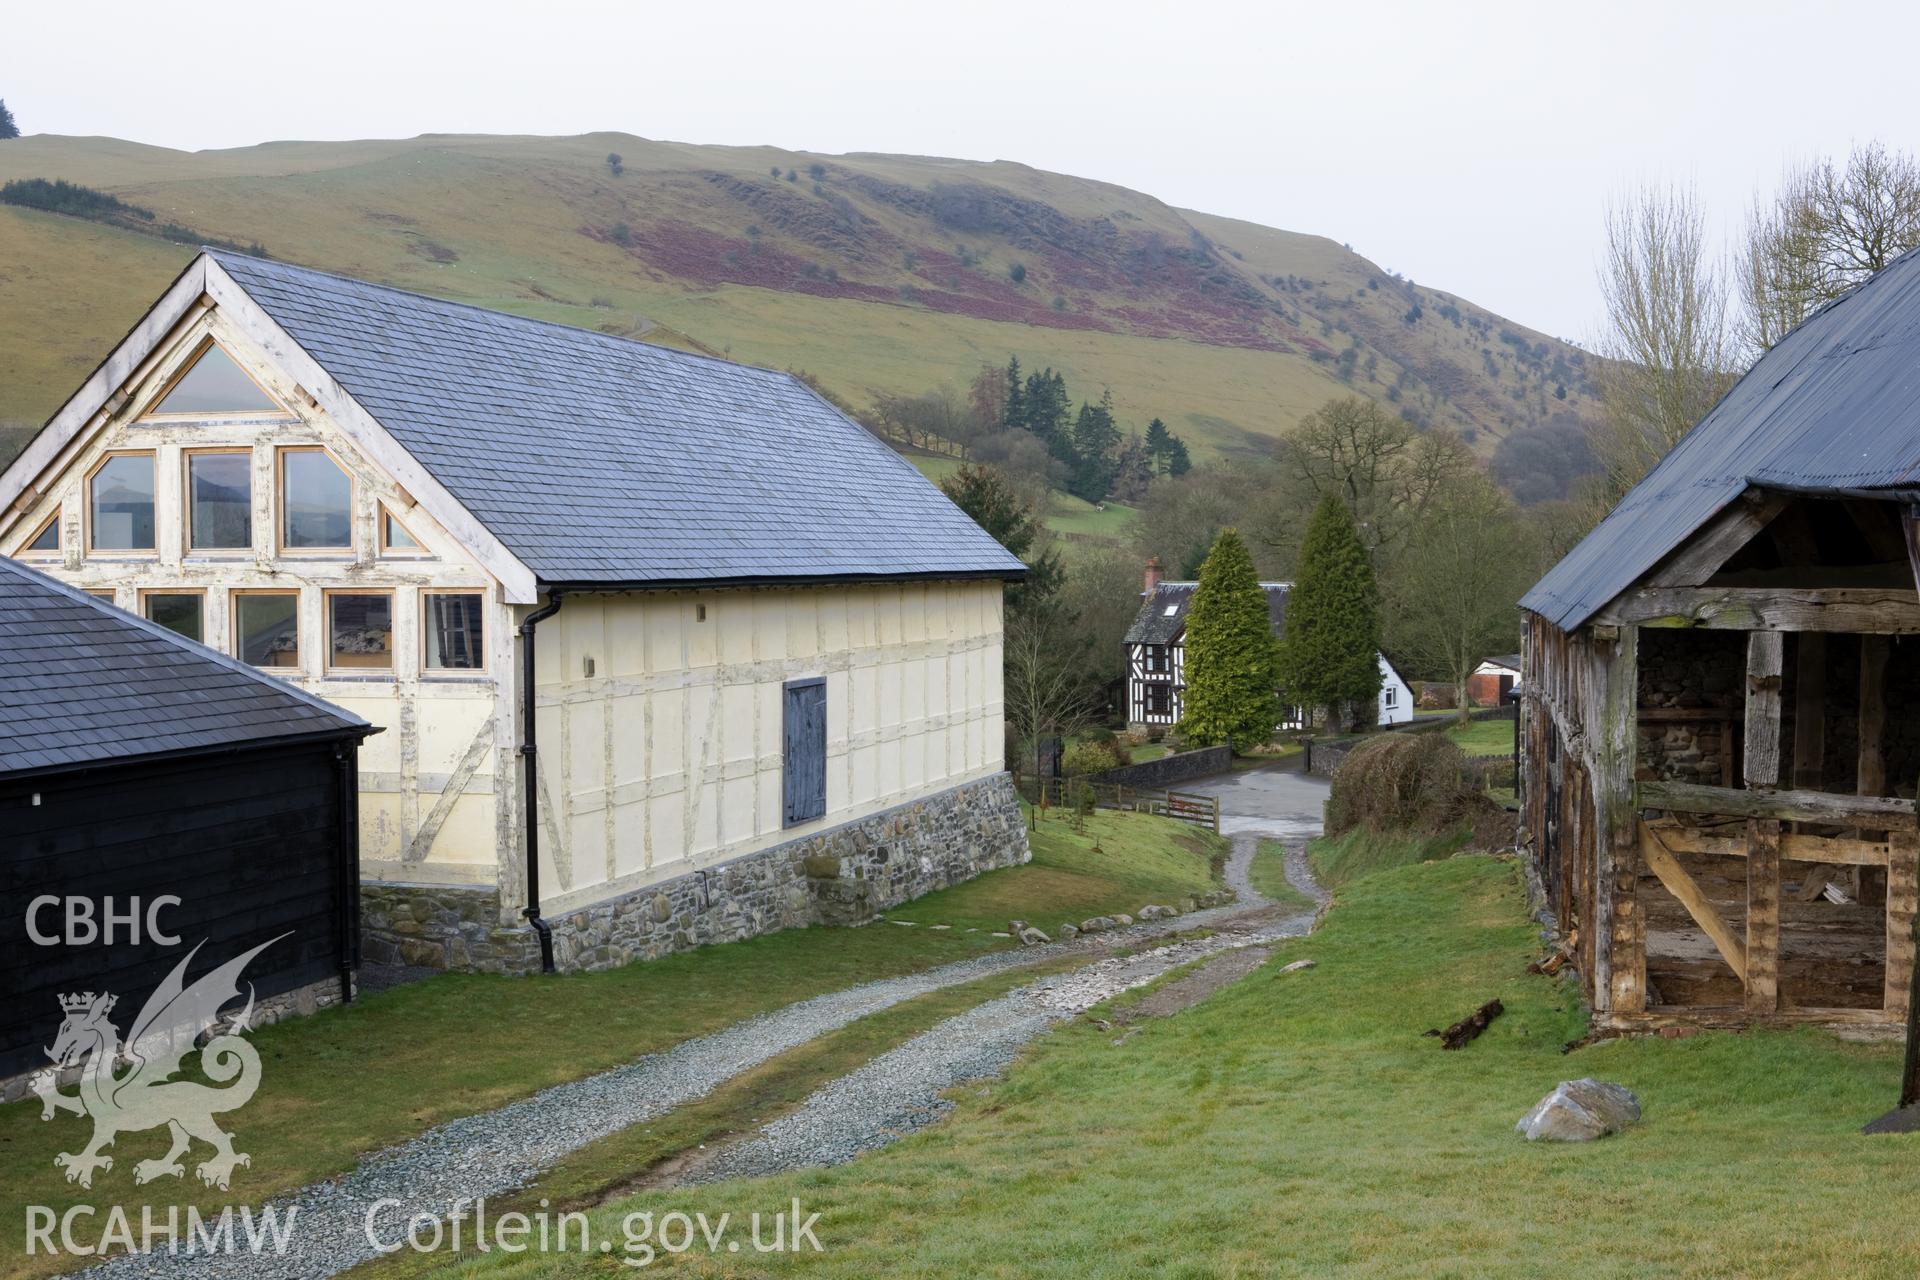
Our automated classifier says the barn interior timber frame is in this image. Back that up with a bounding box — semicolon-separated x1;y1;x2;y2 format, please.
1524;489;1920;1030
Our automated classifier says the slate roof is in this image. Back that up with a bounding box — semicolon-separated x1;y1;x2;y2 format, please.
1123;582;1291;645
207;251;1025;588
1523;246;1920;631
0;558;372;779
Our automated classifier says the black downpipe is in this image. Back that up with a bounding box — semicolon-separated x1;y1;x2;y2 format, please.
519;591;564;973
333;739;361;1005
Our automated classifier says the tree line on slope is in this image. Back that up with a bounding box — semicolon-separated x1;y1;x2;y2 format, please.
859;356;1190;506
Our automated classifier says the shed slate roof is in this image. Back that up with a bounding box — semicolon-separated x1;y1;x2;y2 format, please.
207;251;1025;588
1123;582;1291;645
1523;246;1920;631
0;558;372;779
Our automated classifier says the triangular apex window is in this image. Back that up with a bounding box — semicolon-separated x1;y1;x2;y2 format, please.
148;343;289;417
24;515;59;553
379;507;430;555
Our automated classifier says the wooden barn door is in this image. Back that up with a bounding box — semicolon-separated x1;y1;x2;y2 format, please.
783;677;828;827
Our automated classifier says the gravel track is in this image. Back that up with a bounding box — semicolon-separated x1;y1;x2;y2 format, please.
681;832;1325;1185
79;829;1309;1279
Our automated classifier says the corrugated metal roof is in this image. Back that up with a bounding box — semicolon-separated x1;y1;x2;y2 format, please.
0;559;371;778
1522;246;1920;631
1122;581;1291;644
208;252;1025;588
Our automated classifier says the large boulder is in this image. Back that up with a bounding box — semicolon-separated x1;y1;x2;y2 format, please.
1516;1079;1641;1142
1018;926;1052;947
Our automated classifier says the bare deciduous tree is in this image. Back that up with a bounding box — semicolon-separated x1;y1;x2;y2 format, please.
1384;472;1533;723
1591;184;1736;506
1002;604;1100;786
1739;142;1920;354
1282;396;1473;553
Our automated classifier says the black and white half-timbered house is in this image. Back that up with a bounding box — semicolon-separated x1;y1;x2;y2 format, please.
1122;559;1413;733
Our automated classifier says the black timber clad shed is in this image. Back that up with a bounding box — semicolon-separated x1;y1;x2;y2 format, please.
0;559;377;1080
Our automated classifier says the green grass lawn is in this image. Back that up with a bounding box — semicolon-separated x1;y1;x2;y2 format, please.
0;808;1216;1279
1247;838;1317;912
1446;717;1516;757
1128;742;1171;764
1308;825;1472;889
886;809;1224;933
421;853;1920;1278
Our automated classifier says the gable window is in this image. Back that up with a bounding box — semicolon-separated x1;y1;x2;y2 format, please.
326;591;393;672
234;591;300;668
141;590;204;643
21;514;59;557
88;453;156;552
148;341;288;417
1383;684;1398;708
1144;644;1170;674
380;507;428;556
186;450;253;550
280;448;354;550
783;677;828;826
423;590;485;671
1144;683;1172;717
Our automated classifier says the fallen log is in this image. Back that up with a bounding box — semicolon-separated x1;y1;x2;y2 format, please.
1425;999;1504;1050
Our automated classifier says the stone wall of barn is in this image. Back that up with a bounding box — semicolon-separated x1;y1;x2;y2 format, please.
361;772;1029;973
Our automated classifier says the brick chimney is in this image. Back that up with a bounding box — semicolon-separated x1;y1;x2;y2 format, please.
1142;556;1164;596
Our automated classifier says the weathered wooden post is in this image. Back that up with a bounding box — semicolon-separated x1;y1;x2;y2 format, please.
1865;509;1920;1131
1745;630;1784;1015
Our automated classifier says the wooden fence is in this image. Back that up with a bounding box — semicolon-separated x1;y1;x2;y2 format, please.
1025;777;1221;834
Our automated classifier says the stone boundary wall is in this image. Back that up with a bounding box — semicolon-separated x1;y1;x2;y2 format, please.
1085;745;1233;791
362;772;1031;975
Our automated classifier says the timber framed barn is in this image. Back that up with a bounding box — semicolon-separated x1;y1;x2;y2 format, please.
1520;248;1920;1032
0;250;1029;975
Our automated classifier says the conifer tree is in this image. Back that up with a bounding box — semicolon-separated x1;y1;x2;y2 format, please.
0;100;17;140
1175;529;1284;751
1144;417;1173;469
1277;494;1382;731
1002;355;1024;430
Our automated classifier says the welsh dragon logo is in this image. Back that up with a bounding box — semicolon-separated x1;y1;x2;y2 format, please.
32;936;281;1191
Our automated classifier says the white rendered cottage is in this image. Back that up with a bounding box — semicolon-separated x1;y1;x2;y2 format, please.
1123;559;1412;733
0;251;1030;973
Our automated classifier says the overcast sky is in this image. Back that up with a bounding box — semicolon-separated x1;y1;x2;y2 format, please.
8;0;1919;339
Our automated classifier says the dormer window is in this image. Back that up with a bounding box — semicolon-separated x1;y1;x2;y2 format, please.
146;341;289;418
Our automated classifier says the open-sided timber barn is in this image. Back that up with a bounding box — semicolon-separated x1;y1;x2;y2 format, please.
1519;250;1920;1031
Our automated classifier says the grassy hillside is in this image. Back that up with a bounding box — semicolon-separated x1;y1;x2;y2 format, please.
0;132;1601;467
